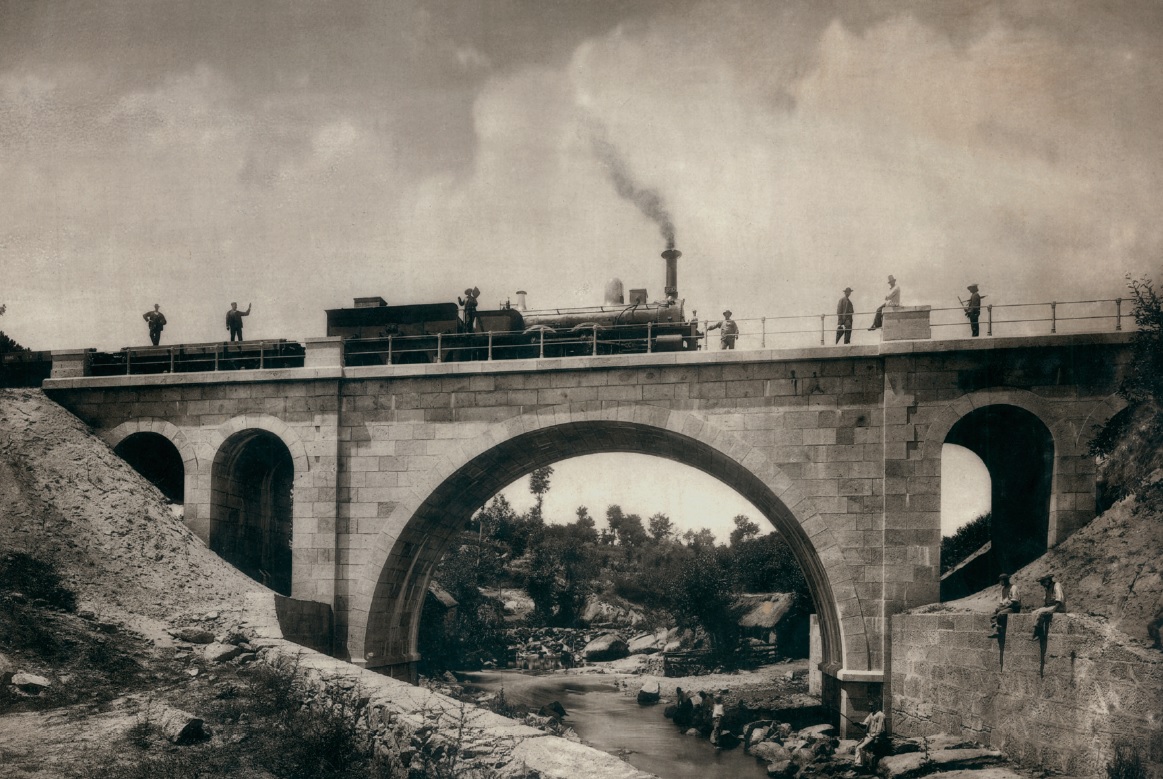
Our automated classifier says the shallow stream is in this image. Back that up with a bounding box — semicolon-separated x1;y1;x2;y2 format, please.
462;670;769;779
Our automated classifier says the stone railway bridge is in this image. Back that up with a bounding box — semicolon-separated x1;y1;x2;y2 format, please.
42;331;1132;728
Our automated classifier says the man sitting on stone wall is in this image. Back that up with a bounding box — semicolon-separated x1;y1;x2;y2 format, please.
987;573;1020;638
854;701;886;768
1031;573;1065;640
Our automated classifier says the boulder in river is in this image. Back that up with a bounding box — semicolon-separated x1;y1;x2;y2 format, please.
627;630;667;655
636;680;661;705
752;741;791;763
583;633;628;662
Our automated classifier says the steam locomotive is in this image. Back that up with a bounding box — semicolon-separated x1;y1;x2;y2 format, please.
0;248;704;386
328;248;704;365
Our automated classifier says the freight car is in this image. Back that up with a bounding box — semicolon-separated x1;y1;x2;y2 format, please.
328;248;703;365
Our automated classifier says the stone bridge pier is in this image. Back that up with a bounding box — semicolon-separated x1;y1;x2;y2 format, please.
43;331;1131;735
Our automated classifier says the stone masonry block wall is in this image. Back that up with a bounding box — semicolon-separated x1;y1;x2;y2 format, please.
890;612;1163;776
273;593;334;656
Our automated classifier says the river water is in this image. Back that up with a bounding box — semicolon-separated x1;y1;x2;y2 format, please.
462;670;769;779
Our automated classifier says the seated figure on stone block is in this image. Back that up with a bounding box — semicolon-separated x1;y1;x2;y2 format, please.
868;275;901;331
855;702;886;768
1031;573;1065;640
987;573;1020;638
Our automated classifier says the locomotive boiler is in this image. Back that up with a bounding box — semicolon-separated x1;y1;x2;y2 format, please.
328;248;703;366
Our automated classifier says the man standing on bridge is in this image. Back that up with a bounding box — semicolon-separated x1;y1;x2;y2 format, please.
835;287;855;344
708;310;738;349
963;284;983;337
225;302;251;342
142;303;166;346
458;287;480;333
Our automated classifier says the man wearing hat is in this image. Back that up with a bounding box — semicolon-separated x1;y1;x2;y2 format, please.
142;303;167;346
987;573;1020;638
963;284;983;337
708;310;738;349
225;302;251;342
868;275;900;331
458;287;481;333
1031;573;1065;639
835;287;855;344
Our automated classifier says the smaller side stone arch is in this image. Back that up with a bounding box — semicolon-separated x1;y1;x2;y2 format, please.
101;418;198;472
101;418;198;508
199;414;317;601
919;387;1097;553
202;414;310;477
920;388;1064;459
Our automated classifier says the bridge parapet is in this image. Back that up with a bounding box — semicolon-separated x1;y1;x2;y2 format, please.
45;331;1134;388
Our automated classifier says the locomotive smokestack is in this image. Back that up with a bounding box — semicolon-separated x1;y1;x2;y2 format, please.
661;248;681;299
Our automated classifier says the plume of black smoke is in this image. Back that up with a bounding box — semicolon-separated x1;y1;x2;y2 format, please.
586;119;676;250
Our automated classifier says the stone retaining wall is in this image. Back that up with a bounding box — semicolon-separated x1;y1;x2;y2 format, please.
890;611;1163;775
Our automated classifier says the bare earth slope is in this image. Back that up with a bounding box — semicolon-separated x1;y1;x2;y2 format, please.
0;388;261;634
937;491;1163;648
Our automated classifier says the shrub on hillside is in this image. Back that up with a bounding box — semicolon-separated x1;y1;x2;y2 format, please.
1090;276;1163;505
0;553;76;612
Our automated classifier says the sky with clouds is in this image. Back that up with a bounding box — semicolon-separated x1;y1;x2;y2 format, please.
0;0;1152;535
3;0;1161;351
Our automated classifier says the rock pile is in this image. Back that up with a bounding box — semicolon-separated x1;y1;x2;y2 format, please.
503;625;691;670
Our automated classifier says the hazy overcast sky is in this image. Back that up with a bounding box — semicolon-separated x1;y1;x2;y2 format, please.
2;0;1161;350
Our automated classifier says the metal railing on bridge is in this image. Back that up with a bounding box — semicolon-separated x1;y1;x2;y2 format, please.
340;296;1133;364
87;340;306;376
699;297;1131;352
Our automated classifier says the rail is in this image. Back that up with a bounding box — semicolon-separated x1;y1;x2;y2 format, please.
698;297;1131;351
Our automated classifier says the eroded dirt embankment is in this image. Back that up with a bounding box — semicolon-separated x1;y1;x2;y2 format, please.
0;388;257;635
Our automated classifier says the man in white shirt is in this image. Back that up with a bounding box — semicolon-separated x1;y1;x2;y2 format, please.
1032;574;1065;639
855;702;886;767
987;573;1020;638
868;275;900;330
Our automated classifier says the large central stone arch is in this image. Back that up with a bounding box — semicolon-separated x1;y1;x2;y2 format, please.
347;405;869;687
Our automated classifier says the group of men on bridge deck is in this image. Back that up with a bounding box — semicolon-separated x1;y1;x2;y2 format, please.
710;276;984;350
987;571;1066;640
833;276;985;344
141;302;252;346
